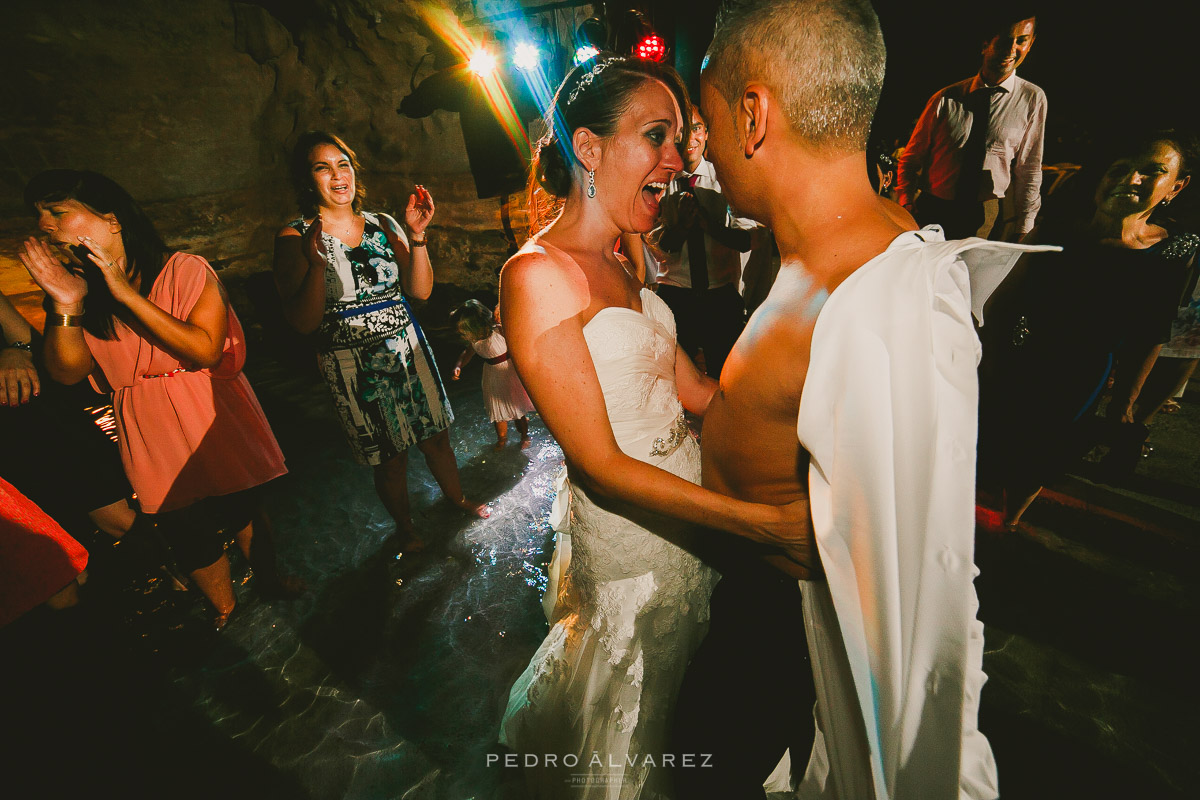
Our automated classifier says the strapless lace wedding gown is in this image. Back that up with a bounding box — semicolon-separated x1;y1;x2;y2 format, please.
500;288;718;799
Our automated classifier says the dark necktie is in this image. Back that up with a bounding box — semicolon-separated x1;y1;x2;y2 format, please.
955;87;999;203
680;176;709;292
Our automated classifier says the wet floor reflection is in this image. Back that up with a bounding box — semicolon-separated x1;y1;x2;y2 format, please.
189;355;566;798
3;335;1193;798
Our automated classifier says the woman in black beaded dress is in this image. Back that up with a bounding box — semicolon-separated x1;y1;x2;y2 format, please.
978;128;1197;527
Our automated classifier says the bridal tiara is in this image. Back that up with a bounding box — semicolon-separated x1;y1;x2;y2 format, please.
566;56;625;106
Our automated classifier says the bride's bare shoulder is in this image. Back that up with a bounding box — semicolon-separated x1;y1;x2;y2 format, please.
501;237;586;299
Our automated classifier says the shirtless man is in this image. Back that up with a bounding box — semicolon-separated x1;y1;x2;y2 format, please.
672;2;902;795
675;2;1023;798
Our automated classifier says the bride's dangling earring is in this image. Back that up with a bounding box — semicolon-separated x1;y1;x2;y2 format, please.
587;169;596;199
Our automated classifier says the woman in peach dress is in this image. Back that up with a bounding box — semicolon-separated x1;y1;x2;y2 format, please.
20;169;290;629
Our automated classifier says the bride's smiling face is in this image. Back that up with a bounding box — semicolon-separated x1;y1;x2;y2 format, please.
593;80;684;234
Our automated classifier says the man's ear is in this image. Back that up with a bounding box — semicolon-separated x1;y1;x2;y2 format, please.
740;84;769;160
572;127;603;172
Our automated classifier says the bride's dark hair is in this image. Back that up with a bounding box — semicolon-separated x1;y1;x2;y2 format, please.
529;53;690;232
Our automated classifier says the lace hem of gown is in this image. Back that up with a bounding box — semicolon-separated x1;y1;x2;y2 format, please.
501;439;716;800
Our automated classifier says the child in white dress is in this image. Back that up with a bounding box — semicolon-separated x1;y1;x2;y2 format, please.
450;300;534;450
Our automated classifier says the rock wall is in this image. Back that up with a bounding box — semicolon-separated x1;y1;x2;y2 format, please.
0;0;531;326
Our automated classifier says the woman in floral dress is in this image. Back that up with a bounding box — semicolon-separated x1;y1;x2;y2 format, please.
273;132;485;551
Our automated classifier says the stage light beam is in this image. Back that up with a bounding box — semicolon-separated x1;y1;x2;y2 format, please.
414;4;537;187
468;48;498;76
512;42;540;72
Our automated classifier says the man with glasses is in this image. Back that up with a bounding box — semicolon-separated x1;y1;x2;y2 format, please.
651;107;757;379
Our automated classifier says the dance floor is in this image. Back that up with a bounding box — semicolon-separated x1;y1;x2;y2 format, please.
1;325;1193;799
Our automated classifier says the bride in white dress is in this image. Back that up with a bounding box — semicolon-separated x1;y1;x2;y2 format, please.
497;55;808;799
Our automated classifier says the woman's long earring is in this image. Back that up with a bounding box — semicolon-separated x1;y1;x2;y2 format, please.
587;169;597;199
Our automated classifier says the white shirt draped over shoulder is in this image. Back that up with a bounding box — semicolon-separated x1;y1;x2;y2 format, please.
794;228;1060;800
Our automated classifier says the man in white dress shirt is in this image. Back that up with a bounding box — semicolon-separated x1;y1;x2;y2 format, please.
897;13;1046;240
651;106;756;379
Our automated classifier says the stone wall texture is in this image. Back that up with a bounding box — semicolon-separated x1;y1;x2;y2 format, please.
1;0;531;325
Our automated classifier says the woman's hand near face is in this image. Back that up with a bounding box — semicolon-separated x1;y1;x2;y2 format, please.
19;238;87;310
76;236;136;304
20;239;95;385
404;185;435;236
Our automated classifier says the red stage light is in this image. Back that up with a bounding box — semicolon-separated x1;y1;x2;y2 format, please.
634;33;666;62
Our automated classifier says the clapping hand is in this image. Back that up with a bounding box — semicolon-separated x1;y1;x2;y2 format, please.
74;236;135;303
404;184;435;237
303;215;326;266
661;191;698;230
679;191;697;219
676;192;701;231
19;238;88;308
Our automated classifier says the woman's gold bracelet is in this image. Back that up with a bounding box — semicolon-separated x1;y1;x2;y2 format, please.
47;313;83;327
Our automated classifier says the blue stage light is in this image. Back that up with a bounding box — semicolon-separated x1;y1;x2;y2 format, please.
512;42;540;71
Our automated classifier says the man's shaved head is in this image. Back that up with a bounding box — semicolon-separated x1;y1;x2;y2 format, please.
703;0;886;152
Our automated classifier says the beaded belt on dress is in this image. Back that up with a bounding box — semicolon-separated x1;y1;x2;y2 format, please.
649;412;690;458
142;367;189;379
485;352;510;365
334;298;400;319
